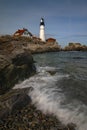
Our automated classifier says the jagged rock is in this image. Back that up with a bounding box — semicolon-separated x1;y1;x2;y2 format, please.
0;36;36;95
0;55;11;70
0;53;36;94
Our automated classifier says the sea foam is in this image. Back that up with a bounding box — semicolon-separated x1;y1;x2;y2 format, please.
13;66;87;130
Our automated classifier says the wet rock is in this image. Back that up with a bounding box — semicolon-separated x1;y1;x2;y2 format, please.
50;127;58;130
0;88;32;119
0;108;9;120
47;70;56;75
11;94;31;113
0;101;77;130
67;123;77;130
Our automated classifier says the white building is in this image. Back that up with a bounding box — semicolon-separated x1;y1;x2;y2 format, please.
14;28;33;37
39;18;45;41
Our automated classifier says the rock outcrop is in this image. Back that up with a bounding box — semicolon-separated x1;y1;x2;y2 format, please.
0;87;32;120
63;42;87;51
28;42;61;53
0;35;36;94
0;87;76;130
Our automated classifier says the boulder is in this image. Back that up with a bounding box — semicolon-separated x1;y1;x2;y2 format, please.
0;52;36;95
0;37;36;95
0;87;32;119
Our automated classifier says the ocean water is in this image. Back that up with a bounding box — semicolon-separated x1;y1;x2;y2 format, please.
14;51;87;130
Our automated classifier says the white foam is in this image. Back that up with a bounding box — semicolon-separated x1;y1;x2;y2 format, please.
13;66;69;89
13;66;87;130
29;86;87;130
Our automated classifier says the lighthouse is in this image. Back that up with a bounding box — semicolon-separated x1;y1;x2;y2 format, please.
39;18;45;41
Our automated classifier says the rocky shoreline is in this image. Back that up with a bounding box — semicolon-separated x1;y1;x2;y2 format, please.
0;88;76;130
63;42;87;51
0;35;87;55
0;35;81;130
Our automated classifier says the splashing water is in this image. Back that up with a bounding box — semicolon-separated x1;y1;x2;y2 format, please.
13;64;87;130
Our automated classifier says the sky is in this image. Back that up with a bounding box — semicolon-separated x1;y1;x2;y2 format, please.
0;0;87;46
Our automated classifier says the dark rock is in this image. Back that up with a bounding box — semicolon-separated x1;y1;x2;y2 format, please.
50;127;58;130
47;70;56;75
12;52;34;66
11;94;31;113
0;88;32;119
67;123;77;130
0;108;9;120
0;35;36;94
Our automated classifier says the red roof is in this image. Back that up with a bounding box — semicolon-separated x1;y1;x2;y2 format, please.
14;29;25;36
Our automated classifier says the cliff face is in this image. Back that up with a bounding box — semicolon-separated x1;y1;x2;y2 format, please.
0;35;36;95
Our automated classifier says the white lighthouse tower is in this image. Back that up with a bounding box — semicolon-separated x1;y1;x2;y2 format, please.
39;18;45;41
